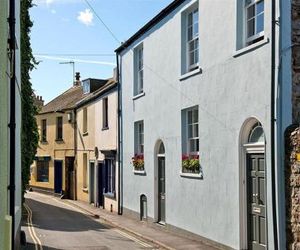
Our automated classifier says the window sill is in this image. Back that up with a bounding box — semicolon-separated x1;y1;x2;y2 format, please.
83;132;88;137
104;192;116;199
233;37;269;58
55;139;64;142
82;188;88;193
133;169;146;175
180;172;203;179
133;92;145;100
179;67;202;81
102;127;109;131
40;140;48;144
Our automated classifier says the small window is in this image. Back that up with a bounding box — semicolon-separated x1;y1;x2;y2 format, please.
105;159;115;194
248;122;264;143
41;119;47;142
83;81;90;94
83;107;88;134
36;160;49;182
245;0;264;45
56;116;63;140
102;97;108;129
83;153;88;188
186;107;199;154
135;121;144;154
134;44;144;96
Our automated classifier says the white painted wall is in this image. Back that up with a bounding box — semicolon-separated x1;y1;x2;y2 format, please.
119;0;290;249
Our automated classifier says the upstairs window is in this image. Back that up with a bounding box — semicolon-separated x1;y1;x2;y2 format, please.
41;119;47;142
56;116;63;140
83;81;90;94
102;97;108;129
187;8;199;71
134;44;144;96
83;107;88;134
245;0;264;45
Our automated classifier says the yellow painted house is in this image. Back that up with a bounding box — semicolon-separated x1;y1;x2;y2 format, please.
30;76;85;198
76;78;119;213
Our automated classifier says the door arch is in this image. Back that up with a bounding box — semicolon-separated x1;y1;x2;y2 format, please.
239;118;267;250
154;140;166;224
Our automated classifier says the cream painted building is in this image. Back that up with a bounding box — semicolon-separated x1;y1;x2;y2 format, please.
30;78;84;199
76;78;119;213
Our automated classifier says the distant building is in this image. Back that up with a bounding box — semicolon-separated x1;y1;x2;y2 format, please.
33;94;44;111
0;0;22;249
76;78;119;213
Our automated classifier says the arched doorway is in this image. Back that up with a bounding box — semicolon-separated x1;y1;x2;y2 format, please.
240;119;267;250
156;141;165;224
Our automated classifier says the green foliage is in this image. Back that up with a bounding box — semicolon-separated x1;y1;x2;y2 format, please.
21;0;39;199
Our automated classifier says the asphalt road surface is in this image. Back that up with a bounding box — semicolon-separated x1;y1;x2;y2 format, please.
22;192;159;250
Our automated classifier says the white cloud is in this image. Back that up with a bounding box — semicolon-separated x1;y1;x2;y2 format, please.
77;9;94;26
33;0;82;6
50;9;56;14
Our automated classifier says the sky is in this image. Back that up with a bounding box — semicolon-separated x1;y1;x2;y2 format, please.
30;0;173;103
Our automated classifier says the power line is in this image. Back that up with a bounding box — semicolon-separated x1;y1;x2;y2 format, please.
34;53;115;57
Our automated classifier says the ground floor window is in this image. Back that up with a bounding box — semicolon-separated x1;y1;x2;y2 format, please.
105;159;115;194
37;160;49;182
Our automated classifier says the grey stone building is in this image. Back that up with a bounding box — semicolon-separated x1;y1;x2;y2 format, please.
116;0;291;249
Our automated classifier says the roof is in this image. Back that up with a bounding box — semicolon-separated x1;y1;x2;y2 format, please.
40;85;85;114
115;0;185;53
76;78;117;108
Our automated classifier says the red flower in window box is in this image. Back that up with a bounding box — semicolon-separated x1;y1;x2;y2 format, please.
132;154;144;170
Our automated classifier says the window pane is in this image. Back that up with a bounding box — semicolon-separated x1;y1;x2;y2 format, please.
188;125;193;138
256;13;264;33
188;27;193;41
256;1;264;15
247;19;255;37
194;124;199;137
247;5;255;20
196;139;199;151
188;12;193;26
193;108;198;122
189;51;195;66
188;111;193;124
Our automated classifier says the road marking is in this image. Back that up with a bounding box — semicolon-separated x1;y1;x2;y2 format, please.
114;229;153;248
24;203;44;250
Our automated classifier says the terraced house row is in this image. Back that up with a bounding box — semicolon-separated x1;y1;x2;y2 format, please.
31;0;300;249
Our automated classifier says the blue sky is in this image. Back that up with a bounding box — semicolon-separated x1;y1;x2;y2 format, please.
30;0;172;103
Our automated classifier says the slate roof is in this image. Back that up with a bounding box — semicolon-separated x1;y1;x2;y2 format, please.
39;78;117;115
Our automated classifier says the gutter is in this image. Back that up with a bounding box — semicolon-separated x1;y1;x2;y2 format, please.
116;53;123;215
8;0;16;248
74;108;78;200
271;0;279;248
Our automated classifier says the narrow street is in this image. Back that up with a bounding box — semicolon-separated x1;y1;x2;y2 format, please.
22;192;159;250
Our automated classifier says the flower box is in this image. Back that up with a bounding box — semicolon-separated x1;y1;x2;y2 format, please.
182;154;200;174
132;154;144;171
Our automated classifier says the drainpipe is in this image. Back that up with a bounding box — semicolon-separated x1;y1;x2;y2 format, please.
271;0;278;249
8;0;16;248
74;109;77;200
116;53;123;215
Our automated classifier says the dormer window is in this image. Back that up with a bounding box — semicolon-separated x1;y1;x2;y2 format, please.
83;81;90;94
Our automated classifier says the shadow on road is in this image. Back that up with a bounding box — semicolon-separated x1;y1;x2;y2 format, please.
22;242;63;250
26;198;109;233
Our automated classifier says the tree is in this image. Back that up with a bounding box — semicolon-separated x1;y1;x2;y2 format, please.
20;0;39;198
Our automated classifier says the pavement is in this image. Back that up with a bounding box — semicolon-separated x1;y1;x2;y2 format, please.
22;191;221;250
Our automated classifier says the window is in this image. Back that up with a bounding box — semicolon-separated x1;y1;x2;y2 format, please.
187;8;199;71
134;121;144;154
187;107;199;154
36;160;49;182
105;159;115;194
56;116;63;140
83;81;90;94
134;44;144;95
248;122;264;143
245;0;264;45
102;97;108;129
83;107;88;134
41;119;47;142
83;153;88;188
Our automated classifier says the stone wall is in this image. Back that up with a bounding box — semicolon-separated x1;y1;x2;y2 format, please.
285;125;300;250
292;0;300;123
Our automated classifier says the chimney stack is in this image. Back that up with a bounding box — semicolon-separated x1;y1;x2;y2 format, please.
74;72;81;86
33;93;44;110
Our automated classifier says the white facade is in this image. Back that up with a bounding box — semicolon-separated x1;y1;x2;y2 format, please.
118;0;290;249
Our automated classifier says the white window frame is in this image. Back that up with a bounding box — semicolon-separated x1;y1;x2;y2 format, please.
135;121;144;154
83;81;90;94
134;44;144;96
245;0;264;45
186;107;199;155
186;7;199;72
